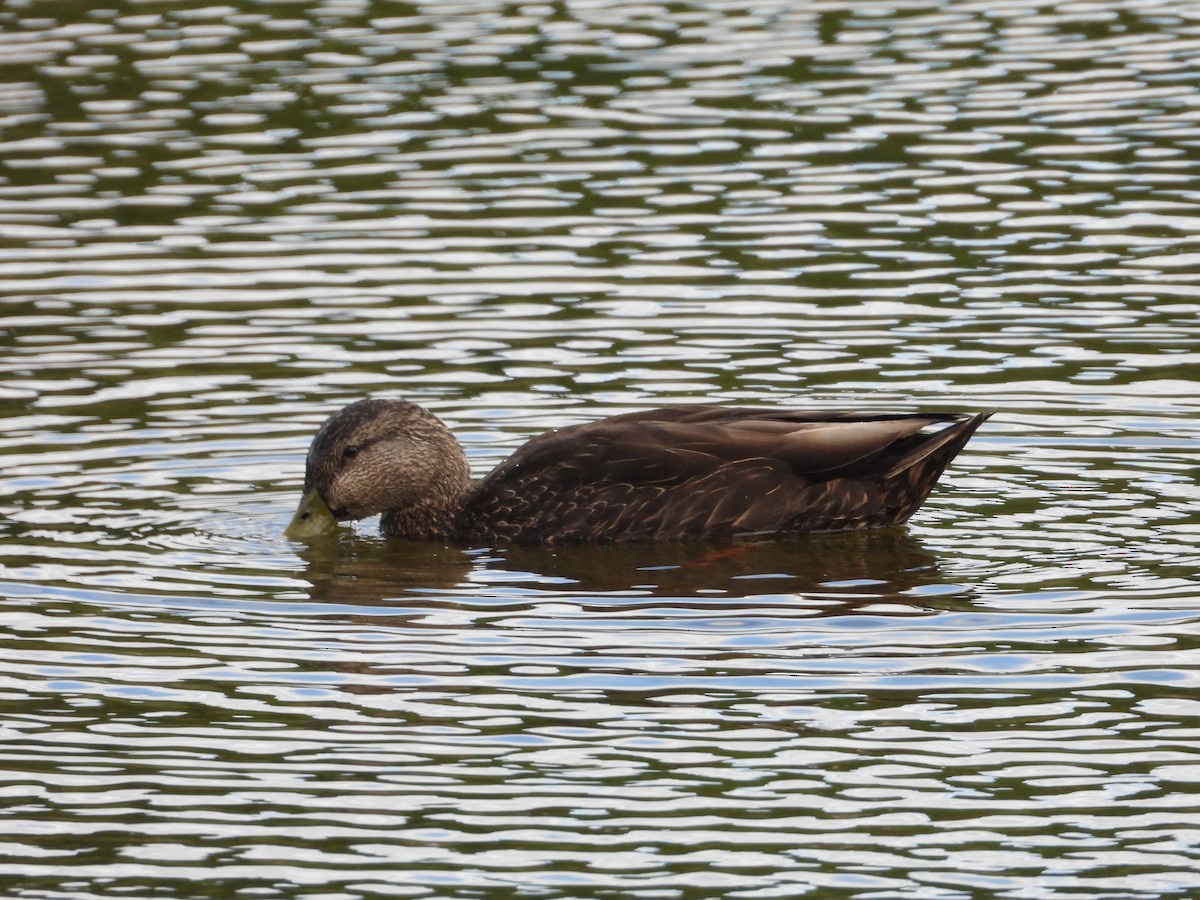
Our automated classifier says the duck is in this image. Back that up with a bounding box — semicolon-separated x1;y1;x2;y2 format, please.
285;398;990;543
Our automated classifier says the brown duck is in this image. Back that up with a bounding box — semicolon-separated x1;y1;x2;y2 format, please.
285;399;990;543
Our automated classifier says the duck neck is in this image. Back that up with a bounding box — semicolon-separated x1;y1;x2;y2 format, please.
380;483;472;540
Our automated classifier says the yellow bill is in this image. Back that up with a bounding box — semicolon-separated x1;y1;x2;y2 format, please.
284;487;339;539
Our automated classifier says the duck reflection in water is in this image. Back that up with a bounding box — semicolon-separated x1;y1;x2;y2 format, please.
294;528;974;613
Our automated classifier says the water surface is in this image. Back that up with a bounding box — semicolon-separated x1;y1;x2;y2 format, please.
2;1;1200;897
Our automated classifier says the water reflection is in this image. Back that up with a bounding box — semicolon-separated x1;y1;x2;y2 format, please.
3;0;1200;897
296;528;957;608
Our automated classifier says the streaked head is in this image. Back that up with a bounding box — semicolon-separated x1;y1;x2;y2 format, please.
284;398;469;539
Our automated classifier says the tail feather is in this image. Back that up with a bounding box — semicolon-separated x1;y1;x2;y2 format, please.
878;411;992;526
885;411;993;478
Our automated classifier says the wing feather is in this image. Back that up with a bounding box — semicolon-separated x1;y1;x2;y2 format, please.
459;406;988;542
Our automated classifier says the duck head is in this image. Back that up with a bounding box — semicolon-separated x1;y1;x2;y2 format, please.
284;398;470;539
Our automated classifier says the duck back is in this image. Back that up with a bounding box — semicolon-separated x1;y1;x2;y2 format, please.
456;407;990;543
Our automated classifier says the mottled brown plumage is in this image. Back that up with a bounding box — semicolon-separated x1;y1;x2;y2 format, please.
285;399;991;543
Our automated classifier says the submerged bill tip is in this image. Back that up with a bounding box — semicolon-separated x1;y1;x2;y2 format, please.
284;487;339;539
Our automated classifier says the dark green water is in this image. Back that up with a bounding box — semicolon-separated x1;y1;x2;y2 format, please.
2;1;1200;897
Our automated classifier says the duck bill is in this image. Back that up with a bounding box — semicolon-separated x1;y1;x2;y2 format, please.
284;487;340;539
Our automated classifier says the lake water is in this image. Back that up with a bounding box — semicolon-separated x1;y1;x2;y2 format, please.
3;0;1200;897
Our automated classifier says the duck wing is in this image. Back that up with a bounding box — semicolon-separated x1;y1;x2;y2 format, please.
459;407;989;543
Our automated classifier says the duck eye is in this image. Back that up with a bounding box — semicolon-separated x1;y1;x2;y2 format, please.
343;445;359;460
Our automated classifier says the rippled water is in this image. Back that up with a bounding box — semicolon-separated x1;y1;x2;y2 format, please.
3;1;1200;897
